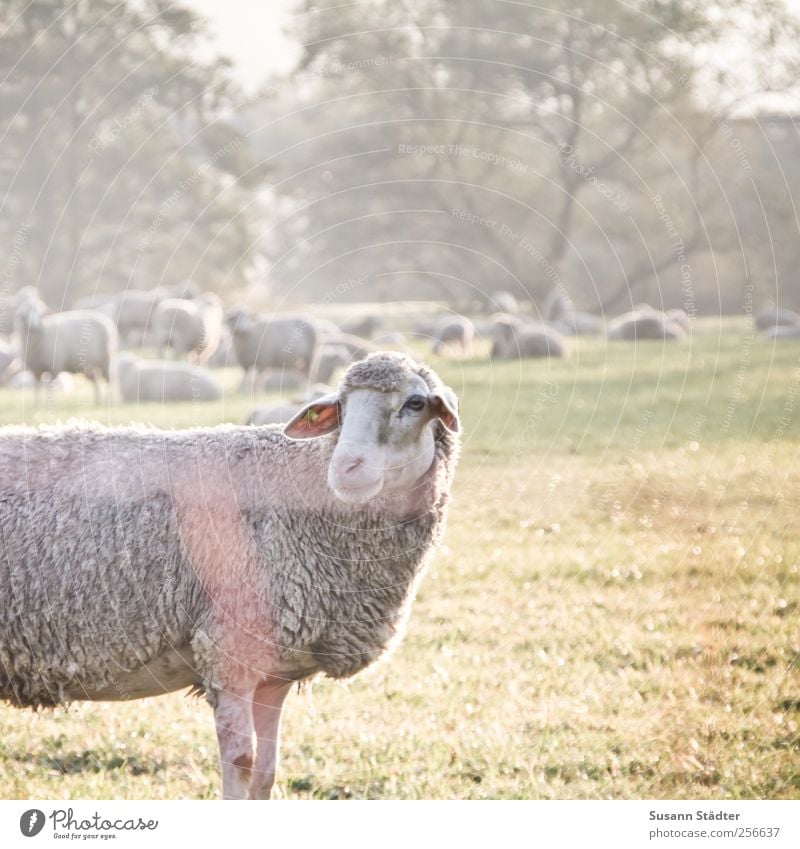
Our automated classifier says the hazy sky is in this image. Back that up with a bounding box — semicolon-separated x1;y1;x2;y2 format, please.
184;0;300;91
184;0;800;100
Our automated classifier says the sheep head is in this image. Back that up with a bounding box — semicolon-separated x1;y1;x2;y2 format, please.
284;352;459;504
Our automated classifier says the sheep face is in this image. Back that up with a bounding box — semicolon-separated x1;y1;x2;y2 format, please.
284;368;459;504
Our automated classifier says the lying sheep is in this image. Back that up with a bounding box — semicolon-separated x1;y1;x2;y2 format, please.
246;384;335;424
258;368;305;393
552;311;603;336
755;306;800;332
227;310;318;383
15;300;117;405
432;316;474;356
152;293;223;363
490;315;568;359
763;324;800;339
0;352;460;800
607;308;685;341
117;354;221;403
246;403;303;425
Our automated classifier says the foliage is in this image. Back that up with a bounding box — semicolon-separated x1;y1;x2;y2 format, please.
0;0;266;305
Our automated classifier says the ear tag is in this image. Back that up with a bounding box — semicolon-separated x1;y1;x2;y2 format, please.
307;409;319;423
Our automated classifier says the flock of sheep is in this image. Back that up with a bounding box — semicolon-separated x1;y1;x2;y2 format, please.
0;280;794;800
2;282;795;431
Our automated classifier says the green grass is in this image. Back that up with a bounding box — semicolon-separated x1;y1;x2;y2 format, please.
1;318;799;799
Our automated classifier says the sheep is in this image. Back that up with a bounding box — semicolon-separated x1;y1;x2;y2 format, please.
227;310;318;384
666;308;691;333
0;339;20;384
109;283;198;346
0;352;460;800
310;344;354;385
258;368;305;393
0;287;41;336
490;315;568;359
607;308;685;341
206;326;238;369
551;311;603;337
492;291;518;314
763;324;800;339
755;306;800;332
246;403;303;426
431;315;474;356
117;354;221;403
152;294;223;364
341;314;382;338
322;332;377;360
15;300;117;405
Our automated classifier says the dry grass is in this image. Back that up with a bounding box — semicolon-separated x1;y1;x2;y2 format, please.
0;318;798;799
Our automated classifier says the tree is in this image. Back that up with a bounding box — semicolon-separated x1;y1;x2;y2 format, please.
0;0;267;306
248;0;800;312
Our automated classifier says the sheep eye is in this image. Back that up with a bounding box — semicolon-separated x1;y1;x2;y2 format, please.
403;395;427;413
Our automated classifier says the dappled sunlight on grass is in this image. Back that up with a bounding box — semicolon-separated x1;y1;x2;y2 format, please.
0;320;798;798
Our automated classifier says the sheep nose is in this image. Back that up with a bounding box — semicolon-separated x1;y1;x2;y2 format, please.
339;455;366;477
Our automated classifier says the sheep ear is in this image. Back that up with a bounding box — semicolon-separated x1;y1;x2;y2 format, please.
284;395;341;439
430;387;460;433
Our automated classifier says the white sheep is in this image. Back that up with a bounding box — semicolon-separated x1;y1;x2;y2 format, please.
116;354;222;403
0;352;460;800
152;293;224;364
15;299;117;405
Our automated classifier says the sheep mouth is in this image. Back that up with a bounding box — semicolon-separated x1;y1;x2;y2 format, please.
330;479;384;503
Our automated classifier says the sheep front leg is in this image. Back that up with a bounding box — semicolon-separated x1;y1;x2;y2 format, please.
248;679;293;800
213;686;256;800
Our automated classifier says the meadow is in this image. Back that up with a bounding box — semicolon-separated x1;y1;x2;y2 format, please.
0;318;798;799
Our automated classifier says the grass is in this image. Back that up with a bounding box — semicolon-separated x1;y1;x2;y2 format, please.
0;317;798;799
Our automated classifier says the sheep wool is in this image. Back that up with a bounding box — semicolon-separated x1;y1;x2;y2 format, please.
0;354;460;708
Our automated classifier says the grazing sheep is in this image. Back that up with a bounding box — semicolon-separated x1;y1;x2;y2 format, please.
432;316;474;356
323;332;377;360
0;339;20;384
341;314;382;338
227;310;318;383
110;283;198;346
0;287;42;336
117;355;221;403
246;403;303;426
310;344;354;385
491;315;568;359
373;331;407;349
15;300;117;405
312;318;341;339
607;308;685;341
207;327;238;369
152;294;223;364
755;306;800;332
0;352;460;800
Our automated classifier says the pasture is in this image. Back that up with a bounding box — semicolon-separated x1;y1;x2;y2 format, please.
0;318;798;799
